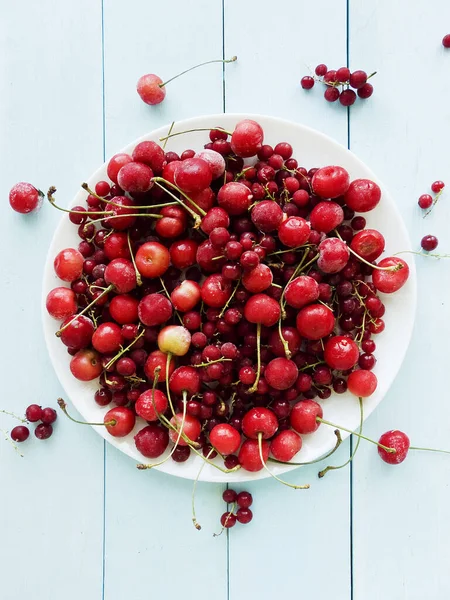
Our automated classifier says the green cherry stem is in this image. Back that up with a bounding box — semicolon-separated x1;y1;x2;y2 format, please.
81;183;178;211
248;323;262;394
335;230;402;272
409;446;450;455
57;399;115;427
318;397;363;478
47;187;113;217
162;121;175;149
159;127;233;143
191;447;215;531
317;416;396;453
0;409;27;423
257;433;310;490
159;56;237;88
269;430;343;466
56;285;114;336
104;329;145;371
127;231;143;286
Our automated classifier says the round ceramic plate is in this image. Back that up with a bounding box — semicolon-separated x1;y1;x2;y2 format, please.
42;113;416;483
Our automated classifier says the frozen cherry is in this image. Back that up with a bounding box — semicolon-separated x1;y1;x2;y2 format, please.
9;182;42;214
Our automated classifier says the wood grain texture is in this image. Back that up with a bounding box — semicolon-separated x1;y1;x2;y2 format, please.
0;2;104;599
102;2;228;599
350;3;450;599
224;1;352;599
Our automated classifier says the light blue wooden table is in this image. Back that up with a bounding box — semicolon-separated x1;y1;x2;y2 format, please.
2;1;450;599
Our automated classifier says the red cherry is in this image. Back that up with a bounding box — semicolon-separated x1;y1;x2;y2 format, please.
312;166;350;199
104;258;137;293
107;153;133;184
284;275;319;309
296;304;335;340
171;280;201;312
135;242;170;279
169;366;201;396
92;322;123;354
350;229;385;262
144;350;175;381
238;439;270;471
347;370;378;397
70;349;103;381
242;407;278;439
310;201;344;233
59;315;94;349
11;426;30;442
317;238;350;273
264;358;298;390
217;182;252;215
168;413;201;446
104;407;136;437
278;217;311;248
231;119;264;157
9;182;42;214
138;293;173;326
242;263;273;293
270;430;302;461
135;389;169;422
378;430;410;464
117;162;153;194
210;423;241;455
344;179;381;212
251;200;283;232
170;239;198;269
46;287;77;320
132;141;166;174
244;294;281;327
136;74;166;105
290;400;322;434
26;404;43;422
174;158;212;193
324;336;359;370
109;294;139;324
372;257;409;293
134;425;169;458
54;248;84;282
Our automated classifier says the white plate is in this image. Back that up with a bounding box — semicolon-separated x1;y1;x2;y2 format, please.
42;113;416;482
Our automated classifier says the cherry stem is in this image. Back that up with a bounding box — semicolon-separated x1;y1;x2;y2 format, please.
159;127;233;143
47;187;113;217
162;121;175;150
127;231;143;286
192;358;232;369
57;398;115;427
269;430;343;466
257;433;310;490
191;447;215;531
165;353;176;416
280;248;311;317
409;446;450;455
218;279;241;318
278;318;291;359
248;323;262;394
318;397;363;478
159;56;237;88
1;428;23;457
423;188;444;218
394;250;450;259
104;329;145;371
137;397;187;470
152;178;204;223
335;230;402;272
159;277;183;324
317;416;396;453
56;285;113;336
0;409;27;423
81;183;177;211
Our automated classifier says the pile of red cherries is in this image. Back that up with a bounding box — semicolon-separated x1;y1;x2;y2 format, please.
44;118;410;476
301;64;375;106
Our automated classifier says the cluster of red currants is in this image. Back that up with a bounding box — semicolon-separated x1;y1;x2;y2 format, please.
10;404;57;444
219;489;253;530
301;64;375;106
40;117;411;482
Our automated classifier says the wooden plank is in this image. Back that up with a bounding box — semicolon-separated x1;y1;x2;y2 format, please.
350;2;450;598
0;1;105;599
102;2;228;599
224;1;352;598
